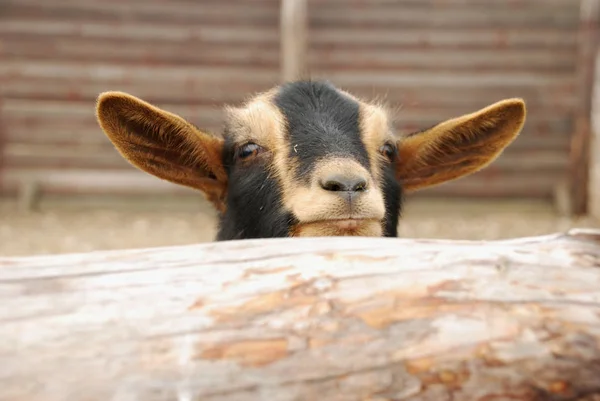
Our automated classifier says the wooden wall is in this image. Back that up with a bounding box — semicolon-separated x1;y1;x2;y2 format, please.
0;0;584;201
0;0;281;196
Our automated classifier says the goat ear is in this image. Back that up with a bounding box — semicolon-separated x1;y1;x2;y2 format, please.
395;98;526;192
96;91;227;212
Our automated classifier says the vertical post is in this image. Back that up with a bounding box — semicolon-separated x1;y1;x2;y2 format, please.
591;40;600;218
0;96;6;201
280;0;308;82
569;0;600;216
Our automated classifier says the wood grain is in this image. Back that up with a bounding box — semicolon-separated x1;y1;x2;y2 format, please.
1;229;600;400
280;0;308;82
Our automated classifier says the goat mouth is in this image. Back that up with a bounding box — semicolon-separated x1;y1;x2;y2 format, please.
328;218;373;230
292;218;382;237
304;218;380;230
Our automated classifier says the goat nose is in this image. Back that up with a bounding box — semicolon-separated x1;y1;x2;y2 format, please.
320;174;368;193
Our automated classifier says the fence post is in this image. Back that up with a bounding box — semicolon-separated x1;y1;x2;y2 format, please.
569;0;600;216
0;96;4;200
592;57;600;219
280;0;308;82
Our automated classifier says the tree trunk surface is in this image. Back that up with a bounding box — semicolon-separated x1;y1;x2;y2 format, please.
2;229;600;401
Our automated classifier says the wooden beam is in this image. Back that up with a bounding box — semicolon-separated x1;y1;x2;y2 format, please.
591;59;600;219
280;0;308;82
569;0;600;216
0;96;7;198
591;9;600;219
2;230;600;400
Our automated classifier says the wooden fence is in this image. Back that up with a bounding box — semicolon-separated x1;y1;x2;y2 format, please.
0;0;597;214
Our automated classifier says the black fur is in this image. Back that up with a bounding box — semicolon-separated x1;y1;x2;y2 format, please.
216;80;404;241
274;80;371;180
217;133;297;241
381;162;403;237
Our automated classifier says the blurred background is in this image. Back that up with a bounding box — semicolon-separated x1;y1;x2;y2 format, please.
1;0;600;256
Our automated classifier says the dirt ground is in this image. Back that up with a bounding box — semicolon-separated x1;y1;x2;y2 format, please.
1;195;599;257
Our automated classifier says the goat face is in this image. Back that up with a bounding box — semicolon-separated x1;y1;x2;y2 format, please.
95;80;526;241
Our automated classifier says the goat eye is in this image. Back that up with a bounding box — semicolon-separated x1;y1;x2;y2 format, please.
236;142;262;160
379;143;396;161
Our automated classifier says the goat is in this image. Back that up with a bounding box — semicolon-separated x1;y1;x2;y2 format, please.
95;80;526;241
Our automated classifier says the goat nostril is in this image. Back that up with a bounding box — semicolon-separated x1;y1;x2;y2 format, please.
322;181;343;192
320;175;369;193
352;179;367;192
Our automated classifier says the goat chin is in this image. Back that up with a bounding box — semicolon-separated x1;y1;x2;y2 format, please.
291;219;383;237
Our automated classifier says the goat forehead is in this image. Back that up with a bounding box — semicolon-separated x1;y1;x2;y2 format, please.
272;81;371;175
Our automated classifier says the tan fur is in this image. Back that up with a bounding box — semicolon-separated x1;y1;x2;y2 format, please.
95;92;228;212
396;98;526;192
291;219;383;237
286;157;387;236
359;102;396;183
285;91;393;237
224;92;302;224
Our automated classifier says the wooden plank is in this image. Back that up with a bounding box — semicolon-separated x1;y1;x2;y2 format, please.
310;71;574;88
309;6;579;29
1;98;225;122
2;230;600;400
3;143;130;169
0;78;272;106
344;86;578;109
0;38;280;67
416;172;560;199
0;60;277;83
0;20;577;49
2;0;278;8
568;0;600;216
309;28;578;49
2;0;280;25
388;109;570;123
5;38;575;72
4;126;114;147
3;0;277;5
309;49;577;72
0;169;196;196
309;0;576;5
0;19;280;44
393;120;573;148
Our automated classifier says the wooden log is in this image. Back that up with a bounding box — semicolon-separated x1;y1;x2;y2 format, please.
2;229;600;401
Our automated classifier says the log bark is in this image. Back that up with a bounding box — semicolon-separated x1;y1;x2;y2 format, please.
2;229;600;401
